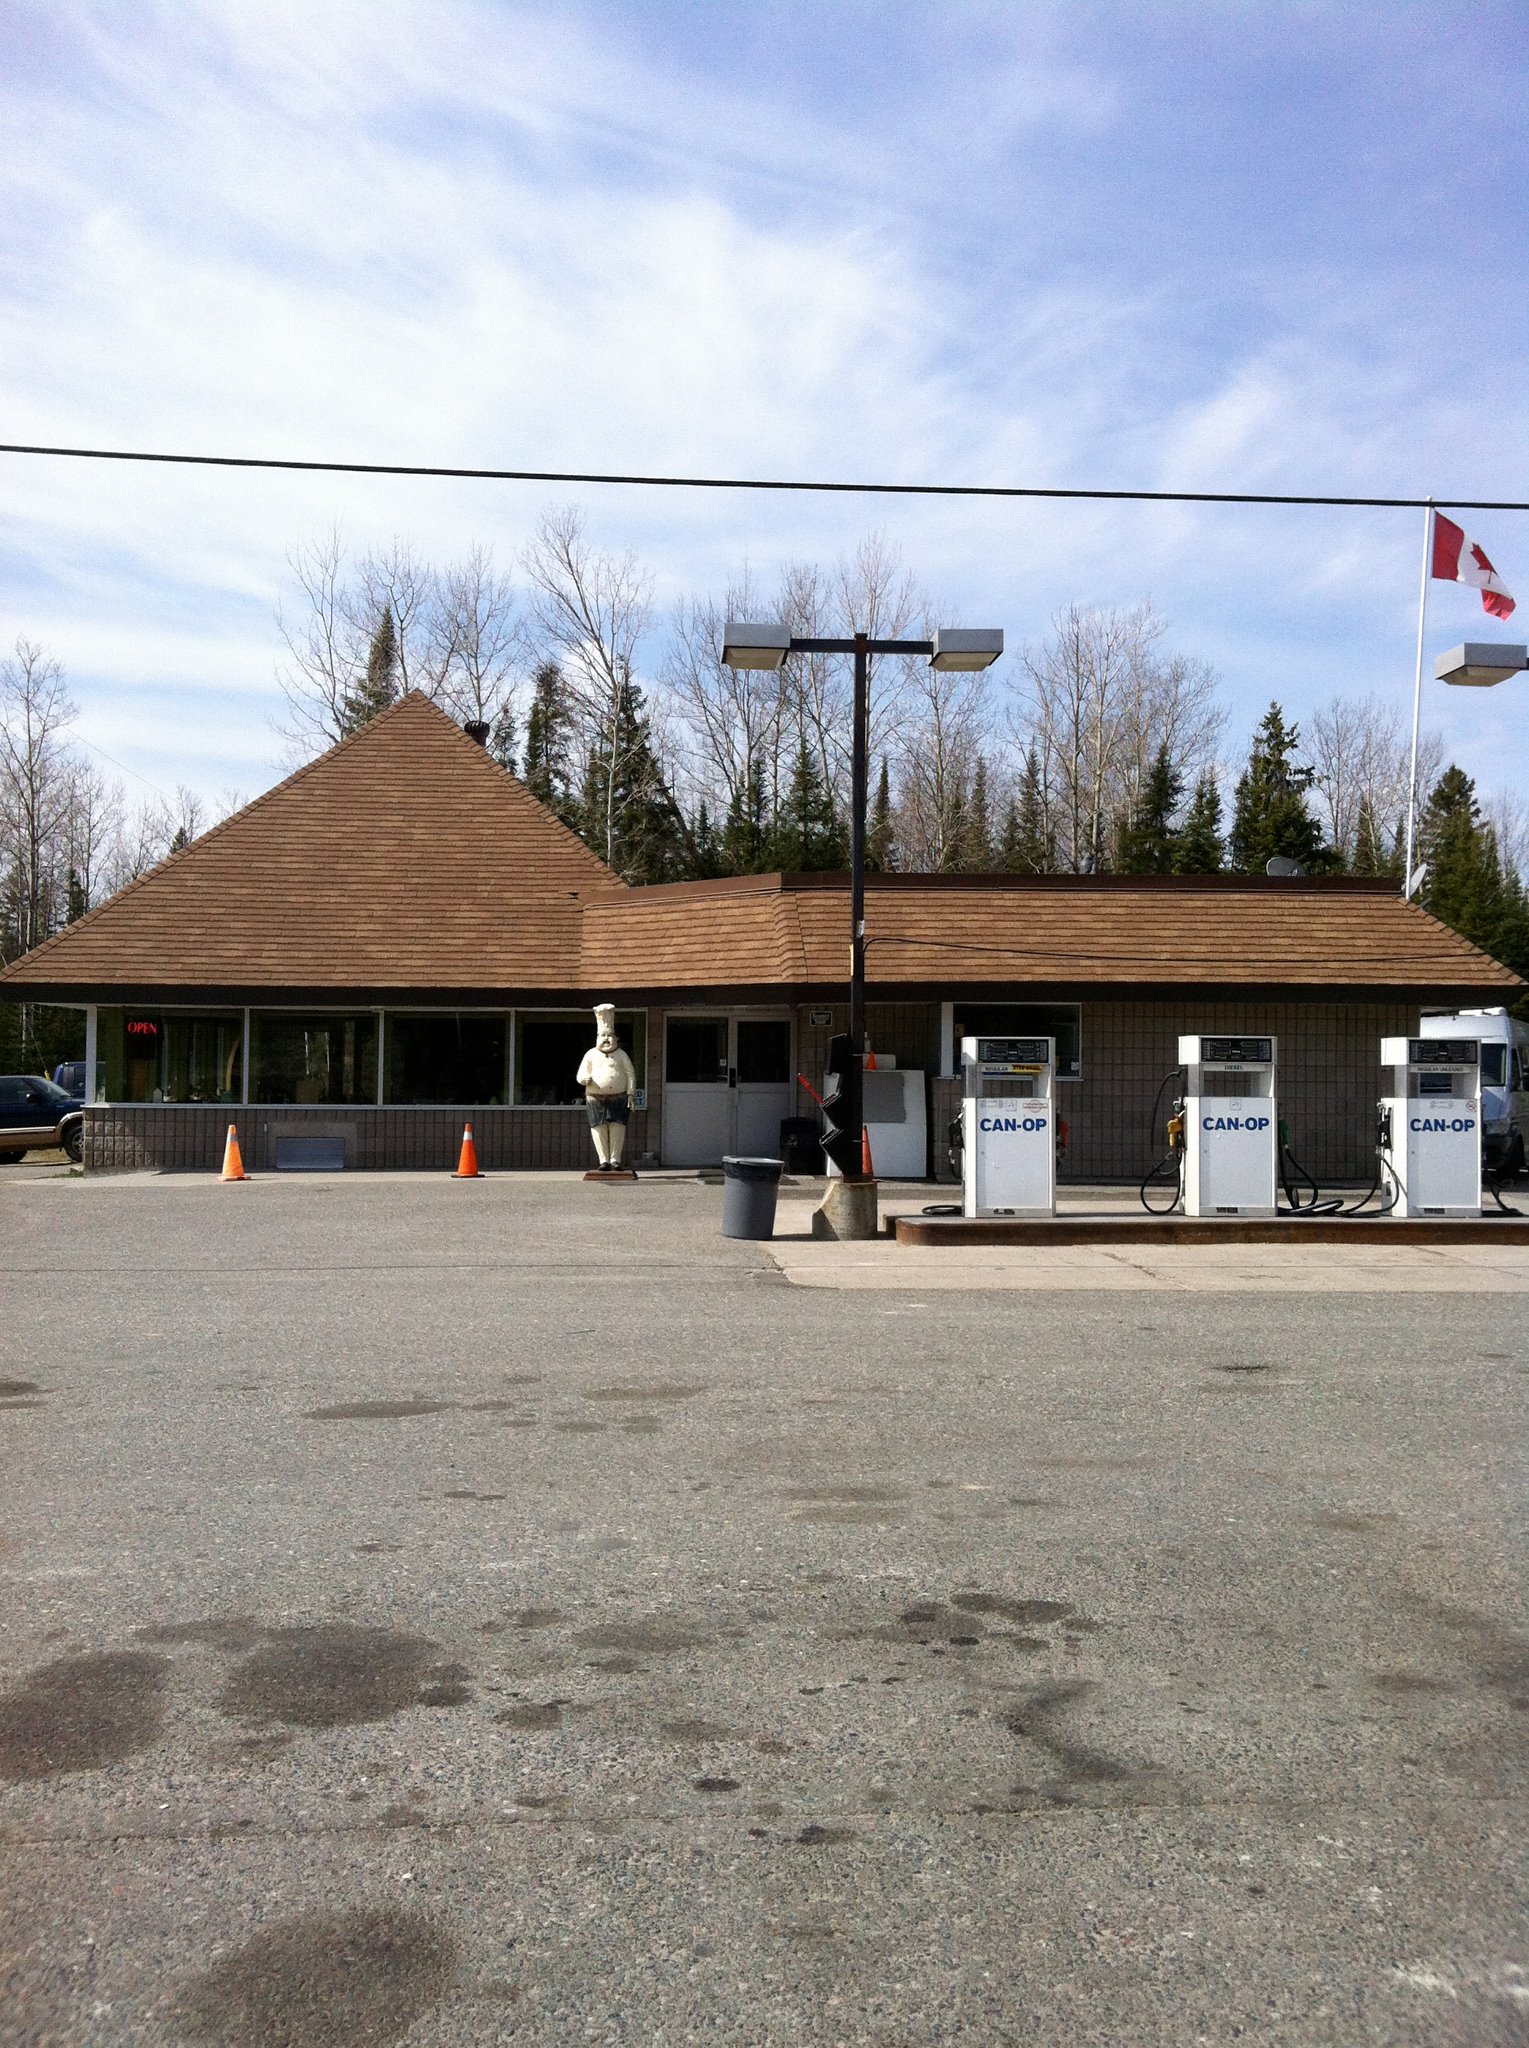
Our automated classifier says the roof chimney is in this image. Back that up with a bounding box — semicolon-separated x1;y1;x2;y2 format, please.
463;720;490;747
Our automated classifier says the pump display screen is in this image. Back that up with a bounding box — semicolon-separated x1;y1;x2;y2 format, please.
1408;1039;1479;1067
976;1037;1050;1065
1199;1037;1272;1066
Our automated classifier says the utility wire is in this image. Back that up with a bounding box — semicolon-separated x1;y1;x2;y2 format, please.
1;440;1526;513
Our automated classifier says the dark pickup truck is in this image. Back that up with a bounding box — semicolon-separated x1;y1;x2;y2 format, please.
0;1075;85;1163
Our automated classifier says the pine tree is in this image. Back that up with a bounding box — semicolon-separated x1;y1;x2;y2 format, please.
66;867;87;923
867;758;896;873
580;670;688;883
768;737;847;873
997;746;1051;873
685;799;723;880
1228;704;1327;873
718;756;769;874
521;662;577;827
487;703;516;773
959;759;993;872
1351;795;1394;878
1116;744;1184;874
1417;767;1523;969
1172;773;1225;874
340;607;400;733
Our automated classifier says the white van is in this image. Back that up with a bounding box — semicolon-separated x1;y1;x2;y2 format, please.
1421;1007;1528;1182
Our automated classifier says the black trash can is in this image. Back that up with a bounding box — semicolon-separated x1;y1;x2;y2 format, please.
779;1116;820;1175
721;1155;783;1239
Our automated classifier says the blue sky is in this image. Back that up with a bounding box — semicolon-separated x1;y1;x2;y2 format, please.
1;0;1525;814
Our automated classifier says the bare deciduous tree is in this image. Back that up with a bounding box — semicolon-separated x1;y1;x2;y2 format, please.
522;506;654;867
0;638;78;955
437;543;522;728
1308;694;1442;864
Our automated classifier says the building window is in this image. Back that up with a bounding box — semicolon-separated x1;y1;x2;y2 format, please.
252;1014;377;1105
99;1009;244;1102
516;1011;646;1106
384;1014;508;1105
952;1003;1082;1079
665;1015;729;1086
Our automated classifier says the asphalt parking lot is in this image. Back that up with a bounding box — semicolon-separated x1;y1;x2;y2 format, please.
2;1171;1526;2046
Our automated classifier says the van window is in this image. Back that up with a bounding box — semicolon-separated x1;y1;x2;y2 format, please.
1479;1044;1508;1088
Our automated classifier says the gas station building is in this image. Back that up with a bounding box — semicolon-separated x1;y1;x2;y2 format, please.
3;694;1519;1180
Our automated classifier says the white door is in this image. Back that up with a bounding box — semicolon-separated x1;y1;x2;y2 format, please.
662;1013;794;1165
732;1016;794;1157
662;1014;732;1165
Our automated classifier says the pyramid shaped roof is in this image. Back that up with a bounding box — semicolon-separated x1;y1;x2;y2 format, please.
1;693;622;1000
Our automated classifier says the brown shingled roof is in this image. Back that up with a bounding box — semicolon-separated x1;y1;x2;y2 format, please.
0;693;622;999
579;871;1523;999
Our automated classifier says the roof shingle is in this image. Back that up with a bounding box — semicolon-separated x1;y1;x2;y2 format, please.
0;693;622;997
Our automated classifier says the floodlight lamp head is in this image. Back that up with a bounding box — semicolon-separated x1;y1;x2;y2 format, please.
1434;642;1528;688
721;622;791;671
929;627;1003;672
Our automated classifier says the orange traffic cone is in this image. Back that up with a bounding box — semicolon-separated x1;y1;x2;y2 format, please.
861;1124;875;1177
220;1123;249;1181
865;1046;878;1070
453;1121;481;1179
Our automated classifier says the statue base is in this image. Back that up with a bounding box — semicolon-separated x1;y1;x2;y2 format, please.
584;1168;638;1182
811;1176;879;1240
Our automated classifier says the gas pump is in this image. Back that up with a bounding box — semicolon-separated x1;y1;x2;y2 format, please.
1378;1037;1481;1217
1179;1034;1278;1218
960;1036;1056;1217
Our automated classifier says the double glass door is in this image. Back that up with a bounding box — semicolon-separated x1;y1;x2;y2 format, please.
663;1013;794;1165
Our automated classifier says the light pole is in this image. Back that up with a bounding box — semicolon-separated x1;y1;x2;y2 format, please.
722;622;1003;1181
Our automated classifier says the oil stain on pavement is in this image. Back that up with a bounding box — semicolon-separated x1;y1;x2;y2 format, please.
214;1625;472;1727
0;1650;170;1779
171;1907;459;2048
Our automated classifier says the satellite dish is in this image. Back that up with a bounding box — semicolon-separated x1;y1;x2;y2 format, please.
1405;862;1429;900
1265;856;1306;878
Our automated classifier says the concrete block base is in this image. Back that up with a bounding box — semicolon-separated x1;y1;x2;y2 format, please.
812;1177;879;1241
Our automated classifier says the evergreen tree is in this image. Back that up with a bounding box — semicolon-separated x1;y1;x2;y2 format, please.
768;736;847;873
521;662;577;827
867;758;896;873
718;756;770;874
340;607;400;733
958;759;993;872
997;746;1051;872
1116;744;1184;874
1228;703;1327;873
1351;795;1394;878
684;799;724;880
579;670;688;883
1417;766;1529;981
1172;773;1225;874
66;867;87;923
487;703;516;773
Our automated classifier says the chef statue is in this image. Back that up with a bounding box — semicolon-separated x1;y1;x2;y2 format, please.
576;1003;638;1171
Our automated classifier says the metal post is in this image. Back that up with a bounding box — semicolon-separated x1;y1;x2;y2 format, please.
1403;499;1433;897
847;633;869;1172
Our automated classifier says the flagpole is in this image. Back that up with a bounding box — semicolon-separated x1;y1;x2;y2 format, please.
1402;498;1433;897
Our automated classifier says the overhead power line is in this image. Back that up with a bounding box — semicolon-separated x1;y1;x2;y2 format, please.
0;440;1525;513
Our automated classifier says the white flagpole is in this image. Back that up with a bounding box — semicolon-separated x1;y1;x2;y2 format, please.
1402;498;1433;896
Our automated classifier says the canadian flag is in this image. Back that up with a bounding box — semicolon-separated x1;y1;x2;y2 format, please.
1431;512;1516;619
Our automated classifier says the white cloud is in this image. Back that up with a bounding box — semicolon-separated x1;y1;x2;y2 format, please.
0;1;1524;811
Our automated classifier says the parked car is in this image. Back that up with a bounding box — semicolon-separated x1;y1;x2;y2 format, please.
52;1059;104;1102
0;1075;85;1163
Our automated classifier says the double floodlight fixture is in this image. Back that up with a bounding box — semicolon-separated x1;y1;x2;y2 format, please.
721;622;1003;671
1434;642;1529;689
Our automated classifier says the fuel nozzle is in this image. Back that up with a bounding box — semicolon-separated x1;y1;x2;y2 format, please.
1166;1104;1185;1151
